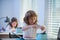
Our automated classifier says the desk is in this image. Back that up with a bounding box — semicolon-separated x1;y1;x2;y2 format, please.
0;33;23;38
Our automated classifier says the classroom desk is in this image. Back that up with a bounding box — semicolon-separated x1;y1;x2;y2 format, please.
0;32;23;38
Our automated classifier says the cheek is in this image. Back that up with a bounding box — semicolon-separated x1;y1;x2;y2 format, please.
28;20;32;24
34;19;37;23
34;20;36;22
12;23;17;26
29;20;33;23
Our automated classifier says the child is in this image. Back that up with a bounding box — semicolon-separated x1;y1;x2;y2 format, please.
6;17;24;40
22;10;45;39
5;17;18;33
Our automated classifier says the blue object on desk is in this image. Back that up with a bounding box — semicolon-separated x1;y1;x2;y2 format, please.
36;33;47;40
16;38;25;40
16;27;25;40
16;27;23;33
36;33;41;40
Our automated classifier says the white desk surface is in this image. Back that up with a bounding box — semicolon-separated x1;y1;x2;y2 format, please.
0;32;23;35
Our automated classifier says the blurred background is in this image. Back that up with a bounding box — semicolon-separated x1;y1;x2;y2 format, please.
0;0;60;40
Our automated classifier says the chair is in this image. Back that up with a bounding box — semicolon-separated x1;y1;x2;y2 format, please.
57;27;60;40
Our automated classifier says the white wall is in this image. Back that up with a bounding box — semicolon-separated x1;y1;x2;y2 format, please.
0;0;21;27
0;0;45;27
21;0;45;25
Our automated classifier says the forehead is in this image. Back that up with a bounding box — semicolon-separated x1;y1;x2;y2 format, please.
30;16;37;19
12;21;17;23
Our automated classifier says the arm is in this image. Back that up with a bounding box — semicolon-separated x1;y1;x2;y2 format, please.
22;25;38;31
22;25;33;31
36;25;46;32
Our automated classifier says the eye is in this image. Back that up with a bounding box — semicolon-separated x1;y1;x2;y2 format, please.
34;18;35;19
34;17;36;20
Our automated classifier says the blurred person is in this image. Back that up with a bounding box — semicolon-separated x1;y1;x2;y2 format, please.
22;10;46;40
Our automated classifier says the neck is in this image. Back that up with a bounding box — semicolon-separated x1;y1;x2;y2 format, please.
11;27;15;29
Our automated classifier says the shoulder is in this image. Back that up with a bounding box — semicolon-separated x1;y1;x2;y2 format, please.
21;22;27;27
6;25;11;29
5;25;11;32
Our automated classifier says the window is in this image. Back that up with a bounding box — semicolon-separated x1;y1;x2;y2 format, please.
45;0;60;38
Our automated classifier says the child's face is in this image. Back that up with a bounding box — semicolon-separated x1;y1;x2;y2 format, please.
28;16;37;25
11;21;17;27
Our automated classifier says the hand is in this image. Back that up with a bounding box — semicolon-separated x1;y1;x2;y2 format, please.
41;26;46;34
11;29;15;32
41;26;45;31
31;25;37;29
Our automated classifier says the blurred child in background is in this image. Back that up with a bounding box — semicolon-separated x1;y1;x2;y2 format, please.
5;17;18;33
6;17;24;40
